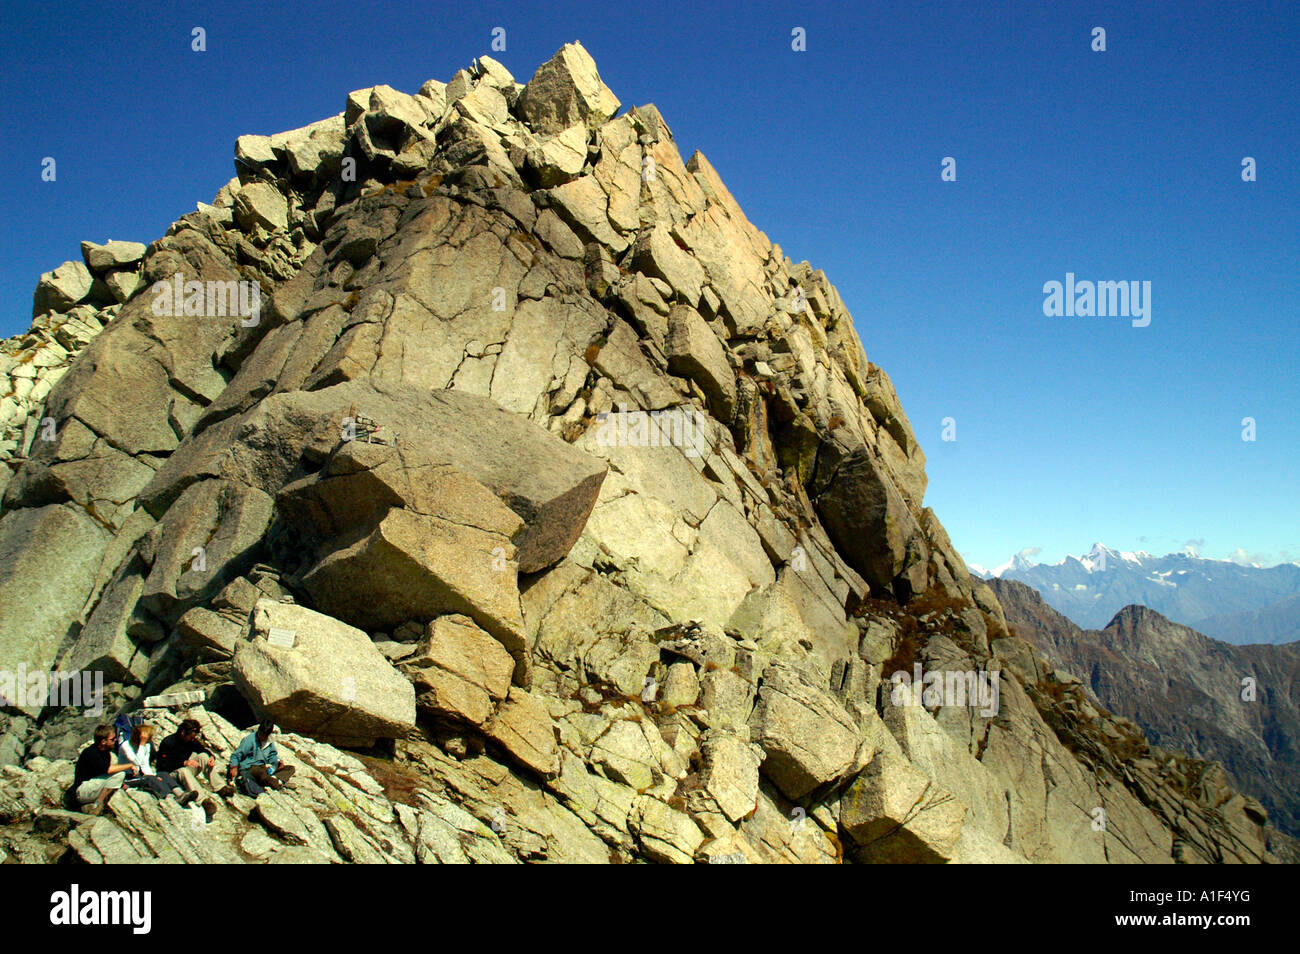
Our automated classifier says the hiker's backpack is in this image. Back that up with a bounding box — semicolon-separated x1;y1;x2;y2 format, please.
113;711;145;748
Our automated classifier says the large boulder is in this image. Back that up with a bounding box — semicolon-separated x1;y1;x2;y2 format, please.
631;226;705;306
748;663;862;799
529;124;588;186
80;240;146;274
103;270;142;303
175;606;245;660
233;182;289;233
402;614;516;725
484;687;559;777
545;175;629;252
516;42;621;135
237;114;348;180
34;322;183;464
388;388;608;573
629;795;705;864
665;303;736;420
351;86;430;162
138;479;275;622
279;440;522;542
815;447;929;599
32;260;93;316
233;599;416;746
882;702;1011;850
699;731;763;822
840;750;967;863
298;496;528;659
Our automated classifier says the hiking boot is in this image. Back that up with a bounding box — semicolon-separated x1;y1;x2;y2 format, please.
177;790;199;807
202;799;218;822
265;776;285;791
216;783;236;798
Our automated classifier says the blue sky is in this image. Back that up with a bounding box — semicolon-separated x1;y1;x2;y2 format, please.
2;0;1296;569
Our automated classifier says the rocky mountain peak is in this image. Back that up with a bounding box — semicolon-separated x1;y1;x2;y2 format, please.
0;43;1283;865
1107;603;1158;627
1102;605;1218;659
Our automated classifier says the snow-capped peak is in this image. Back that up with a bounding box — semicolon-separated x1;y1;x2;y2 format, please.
1076;543;1148;572
971;544;1157;578
966;550;1035;578
1009;551;1037;572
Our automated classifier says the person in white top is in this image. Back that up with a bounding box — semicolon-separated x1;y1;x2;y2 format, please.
118;724;198;805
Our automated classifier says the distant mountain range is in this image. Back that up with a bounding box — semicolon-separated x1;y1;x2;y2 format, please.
989;578;1300;839
969;544;1300;642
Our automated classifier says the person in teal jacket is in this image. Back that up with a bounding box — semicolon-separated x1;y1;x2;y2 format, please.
227;720;296;796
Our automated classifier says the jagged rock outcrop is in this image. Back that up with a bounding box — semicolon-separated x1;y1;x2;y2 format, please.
0;44;1283;864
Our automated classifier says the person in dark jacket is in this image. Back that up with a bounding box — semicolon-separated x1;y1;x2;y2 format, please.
72;724;139;815
156;718;232;820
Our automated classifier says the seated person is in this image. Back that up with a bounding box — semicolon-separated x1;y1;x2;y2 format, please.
72;724;139;815
156;717;232;820
118;723;197;805
228;720;296;796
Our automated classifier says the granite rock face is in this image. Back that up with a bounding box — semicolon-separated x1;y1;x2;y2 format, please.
0;42;1284;865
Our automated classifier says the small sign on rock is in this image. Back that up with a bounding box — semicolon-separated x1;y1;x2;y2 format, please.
266;627;297;649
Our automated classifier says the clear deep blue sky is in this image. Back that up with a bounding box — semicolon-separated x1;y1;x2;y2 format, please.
2;0;1296;569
